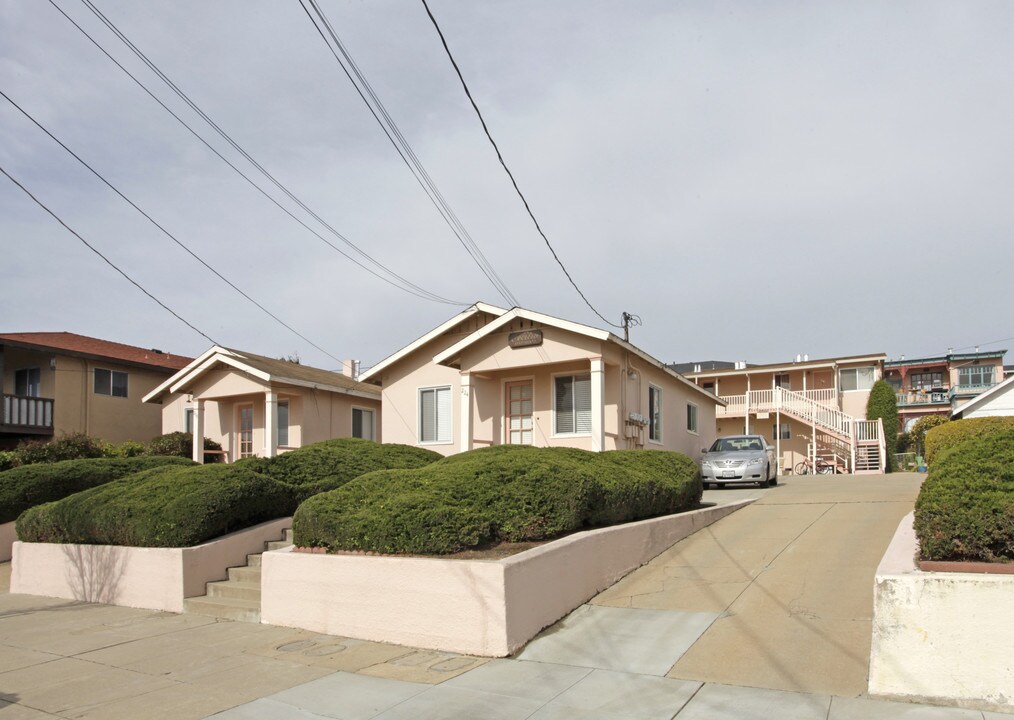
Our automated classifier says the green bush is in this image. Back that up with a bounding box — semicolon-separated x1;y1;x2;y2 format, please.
0;451;16;473
242;438;442;501
104;440;147;458
146;432;223;463
15;433;107;465
0;456;195;524
293;446;701;555
924;416;1014;464
866;380;899;472
17;464;296;548
909;415;949;457
914;428;1014;562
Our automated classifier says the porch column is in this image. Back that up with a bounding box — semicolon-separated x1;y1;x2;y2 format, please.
590;356;605;452
264;390;278;458
744;374;751;434
460;372;473;452
192;399;205;464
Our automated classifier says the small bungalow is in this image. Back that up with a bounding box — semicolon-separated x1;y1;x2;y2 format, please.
143;347;380;462
359;303;720;458
951;374;1014;419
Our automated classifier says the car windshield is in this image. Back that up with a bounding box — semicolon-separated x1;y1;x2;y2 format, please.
709;438;763;452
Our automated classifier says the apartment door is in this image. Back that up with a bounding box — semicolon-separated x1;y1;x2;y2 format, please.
237;404;254;459
506;381;534;445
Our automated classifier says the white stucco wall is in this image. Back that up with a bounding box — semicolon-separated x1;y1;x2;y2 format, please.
0;520;18;563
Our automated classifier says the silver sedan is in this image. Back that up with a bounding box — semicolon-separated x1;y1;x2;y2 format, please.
701;435;778;488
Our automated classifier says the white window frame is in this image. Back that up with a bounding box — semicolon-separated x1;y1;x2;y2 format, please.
773;422;790;440
839;366;875;392
774;373;791;390
184;407;195;434
551;371;592;437
14;367;41;397
351;405;376;442
648;384;663;444
418;385;453;445
686;402;699;435
94;367;128;398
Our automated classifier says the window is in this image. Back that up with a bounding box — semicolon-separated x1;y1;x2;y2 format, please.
238;405;254;458
352;407;375;441
184;407;194;434
648;385;662;442
686;402;698;434
909;372;943;390
702;382;715;394
419;387;451;443
958;366;995;387
278;400;289;446
554;374;591;434
774;373;791;390
94;368;128;397
772;423;791;440
14;368;41;397
839;367;875;392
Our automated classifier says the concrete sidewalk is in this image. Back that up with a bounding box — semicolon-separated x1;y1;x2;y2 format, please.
2;475;1010;718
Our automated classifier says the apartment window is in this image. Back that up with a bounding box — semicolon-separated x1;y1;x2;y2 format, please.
648;385;662;442
958;366;995;387
419;387;451;443
772;423;791;440
554;374;591;434
94;368;128;397
184;407;194;434
686;402;698;434
278;400;290;446
909;372;943;390
774;373;791;390
14;367;41;397
839;367;875;392
702;382;715;395
352;407;375;441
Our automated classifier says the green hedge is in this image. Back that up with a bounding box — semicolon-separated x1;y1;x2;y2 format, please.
293;445;702;555
914;428;1014;563
0;456;195;524
924;416;1014;464
147;432;223;463
17;464;296;548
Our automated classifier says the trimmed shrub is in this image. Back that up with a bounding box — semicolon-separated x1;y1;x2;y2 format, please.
866;380;899;472
17;464;296;548
909;415;948;457
104;440;146;458
914;428;1014;562
924;416;1014;464
0;451;16;473
0;456;195;524
293;445;701;555
146;432;223;463
15;433;106;465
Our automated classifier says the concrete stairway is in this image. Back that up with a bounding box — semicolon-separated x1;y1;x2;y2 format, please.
183;527;292;623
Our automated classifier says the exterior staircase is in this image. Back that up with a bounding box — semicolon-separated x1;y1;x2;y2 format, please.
183;527;292;623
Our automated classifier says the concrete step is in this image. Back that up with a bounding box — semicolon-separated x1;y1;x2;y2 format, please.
206;580;261;602
265;540;291;551
227;566;262;583
246;553;262;567
283;528;293;543
183;595;261;623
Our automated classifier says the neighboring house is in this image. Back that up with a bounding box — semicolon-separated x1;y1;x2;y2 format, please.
0;332;192;447
884;349;1006;430
143;346;380;463
683;353;888;473
951;374;1014;419
359;303;721;458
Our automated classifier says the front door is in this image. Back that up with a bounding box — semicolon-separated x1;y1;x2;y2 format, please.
238;404;254;458
506;381;533;445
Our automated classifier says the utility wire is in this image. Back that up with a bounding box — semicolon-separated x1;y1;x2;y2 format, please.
1;88;347;365
298;0;519;307
49;0;464;306
419;0;623;329
1;164;217;345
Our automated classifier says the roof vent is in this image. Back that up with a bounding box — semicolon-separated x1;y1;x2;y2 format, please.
150;348;164;354
795;354;802;363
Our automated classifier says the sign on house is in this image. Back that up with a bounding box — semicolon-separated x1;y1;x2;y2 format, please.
509;329;543;349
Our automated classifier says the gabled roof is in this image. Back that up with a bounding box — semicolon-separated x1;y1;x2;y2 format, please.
0;331;192;371
432;306;722;405
143;346;379;403
358;302;508;383
951;374;1014;418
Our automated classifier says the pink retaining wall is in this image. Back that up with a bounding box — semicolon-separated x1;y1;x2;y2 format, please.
1;521;17;563
261;501;752;656
10;517;290;612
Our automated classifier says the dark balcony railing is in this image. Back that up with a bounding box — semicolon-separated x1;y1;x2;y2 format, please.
2;393;55;429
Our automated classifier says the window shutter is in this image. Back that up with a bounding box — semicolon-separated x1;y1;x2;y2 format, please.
574;374;592;433
436;387;451;442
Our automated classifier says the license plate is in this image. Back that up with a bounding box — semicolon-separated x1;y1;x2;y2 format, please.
722;471;735;478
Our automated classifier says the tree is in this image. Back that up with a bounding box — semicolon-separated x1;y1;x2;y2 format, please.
866;380;899;472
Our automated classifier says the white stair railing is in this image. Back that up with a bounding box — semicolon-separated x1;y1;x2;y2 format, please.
775;387;854;439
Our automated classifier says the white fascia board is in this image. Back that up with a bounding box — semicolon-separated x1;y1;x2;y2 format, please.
433;307;610;366
166;351;269;395
612;337;726;406
358;303;508;383
142;345;230;403
271;376;381;400
951;374;1014;417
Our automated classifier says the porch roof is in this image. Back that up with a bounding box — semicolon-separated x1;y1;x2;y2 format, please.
142;346;379;403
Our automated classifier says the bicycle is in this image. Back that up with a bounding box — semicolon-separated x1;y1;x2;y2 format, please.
793;457;834;475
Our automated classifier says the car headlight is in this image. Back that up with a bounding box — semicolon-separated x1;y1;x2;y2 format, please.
747;458;763;466
701;460;712;467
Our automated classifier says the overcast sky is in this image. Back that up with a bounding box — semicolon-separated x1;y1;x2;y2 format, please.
2;1;1012;373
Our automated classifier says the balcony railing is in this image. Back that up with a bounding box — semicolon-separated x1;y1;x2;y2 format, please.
717;388;837;416
2;393;55;430
949;384;995;399
896;390;949;406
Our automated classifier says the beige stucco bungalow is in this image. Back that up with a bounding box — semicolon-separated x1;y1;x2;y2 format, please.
360;303;720;458
144;347;381;463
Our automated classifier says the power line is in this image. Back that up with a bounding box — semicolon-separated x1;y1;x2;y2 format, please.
419;0;623;329
297;0;519;307
49;0;465;307
1;88;347;366
1;164;217;345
